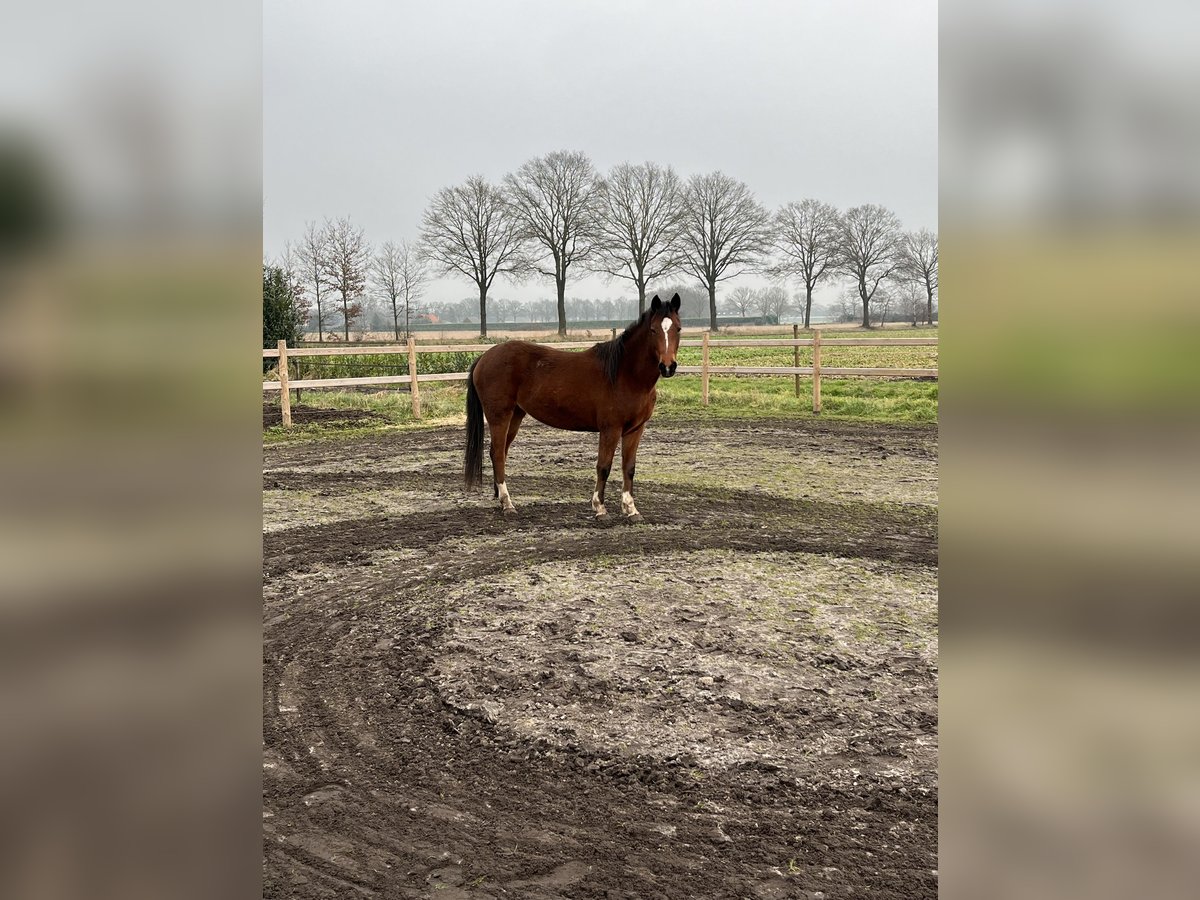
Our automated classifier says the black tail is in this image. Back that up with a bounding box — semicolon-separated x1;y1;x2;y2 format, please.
464;359;484;488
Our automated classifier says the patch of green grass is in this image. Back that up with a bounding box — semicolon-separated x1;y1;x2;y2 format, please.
682;327;938;371
300;384;466;421
263;385;467;444
283;350;480;382
655;374;938;424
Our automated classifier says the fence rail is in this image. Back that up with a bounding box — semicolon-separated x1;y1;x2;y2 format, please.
264;327;937;428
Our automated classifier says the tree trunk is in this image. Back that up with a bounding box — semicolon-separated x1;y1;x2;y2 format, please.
708;281;718;332
803;285;813;329
393;297;401;342
478;284;488;338
315;287;323;342
637;282;647;316
860;289;871;328
926;284;934;325
556;277;567;337
343;295;350;340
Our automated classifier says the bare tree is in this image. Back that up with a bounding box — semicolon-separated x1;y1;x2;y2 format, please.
420;175;524;337
504;151;604;336
296;221;336;341
434;298;477;325
755;283;792;320
679;171;772;331
528;297;556;323
593;162;685;315
873;285;896;327
396;241;428;335
836;286;861;323
368;244;403;340
901;228;938;325
370;240;428;341
653;282;710;320
900;281;925;326
320;217;370;340
836;204;903;328
724;285;756;316
276;241;309;314
774;199;841;329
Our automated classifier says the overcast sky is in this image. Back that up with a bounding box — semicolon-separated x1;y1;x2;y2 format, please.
264;0;937;306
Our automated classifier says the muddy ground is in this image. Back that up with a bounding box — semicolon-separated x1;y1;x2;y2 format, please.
263;415;938;899
264;402;385;429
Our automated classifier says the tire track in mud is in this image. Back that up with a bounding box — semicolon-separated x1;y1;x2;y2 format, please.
264;419;938;899
264;573;937;900
263;490;936;581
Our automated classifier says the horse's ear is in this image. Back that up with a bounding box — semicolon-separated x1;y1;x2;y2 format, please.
650;295;662;311
669;293;681;312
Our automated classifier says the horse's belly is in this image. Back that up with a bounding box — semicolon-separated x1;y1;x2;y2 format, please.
516;386;599;431
524;401;598;432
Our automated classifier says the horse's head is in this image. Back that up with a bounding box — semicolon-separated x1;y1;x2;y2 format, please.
650;293;682;377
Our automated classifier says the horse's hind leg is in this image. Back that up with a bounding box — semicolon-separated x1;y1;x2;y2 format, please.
592;427;620;518
505;407;526;456
493;407;525;500
487;410;516;513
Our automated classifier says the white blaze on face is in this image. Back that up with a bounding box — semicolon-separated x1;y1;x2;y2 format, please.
661;318;671;337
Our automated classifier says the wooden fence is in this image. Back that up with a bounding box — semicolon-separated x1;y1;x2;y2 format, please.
263;326;937;428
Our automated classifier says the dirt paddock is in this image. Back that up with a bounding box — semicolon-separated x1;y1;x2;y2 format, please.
263;415;938;899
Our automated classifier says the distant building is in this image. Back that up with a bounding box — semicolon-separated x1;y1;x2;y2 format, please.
415;312;440;324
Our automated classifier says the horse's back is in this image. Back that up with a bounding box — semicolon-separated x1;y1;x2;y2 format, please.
473;340;585;380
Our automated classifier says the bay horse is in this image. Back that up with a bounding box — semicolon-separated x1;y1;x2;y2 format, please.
464;293;682;518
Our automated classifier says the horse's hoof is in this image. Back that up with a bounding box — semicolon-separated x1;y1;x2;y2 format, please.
625;513;644;524
501;506;518;516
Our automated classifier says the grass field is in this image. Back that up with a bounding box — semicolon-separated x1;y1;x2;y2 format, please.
264;327;938;441
677;333;937;370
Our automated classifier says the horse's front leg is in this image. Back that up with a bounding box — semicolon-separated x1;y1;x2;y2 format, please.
592;427;620;518
620;425;646;521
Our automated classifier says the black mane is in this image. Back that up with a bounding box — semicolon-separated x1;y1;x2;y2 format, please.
592;310;654;384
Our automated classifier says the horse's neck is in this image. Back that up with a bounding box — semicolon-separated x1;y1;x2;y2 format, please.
619;328;659;389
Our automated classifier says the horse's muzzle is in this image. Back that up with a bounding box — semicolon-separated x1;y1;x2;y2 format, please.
659;361;677;378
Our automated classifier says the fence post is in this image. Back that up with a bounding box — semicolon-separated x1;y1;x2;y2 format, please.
277;340;292;429
793;323;801;397
701;331;710;406
611;327;617;341
407;336;421;420
812;329;822;414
